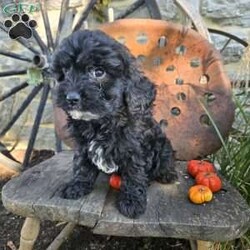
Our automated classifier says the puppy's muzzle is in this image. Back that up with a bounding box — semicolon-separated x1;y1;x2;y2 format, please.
66;91;80;106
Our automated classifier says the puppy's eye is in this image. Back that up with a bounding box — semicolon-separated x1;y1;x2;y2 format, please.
89;67;106;79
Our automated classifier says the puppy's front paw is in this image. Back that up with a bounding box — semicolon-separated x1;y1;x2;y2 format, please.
117;194;146;218
61;181;92;199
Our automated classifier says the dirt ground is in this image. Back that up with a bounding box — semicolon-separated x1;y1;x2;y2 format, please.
0;150;191;250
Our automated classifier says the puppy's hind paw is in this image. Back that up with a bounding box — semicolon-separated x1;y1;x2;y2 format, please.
117;195;146;219
61;181;92;199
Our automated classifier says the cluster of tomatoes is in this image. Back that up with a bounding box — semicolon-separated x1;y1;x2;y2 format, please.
109;160;222;205
187;160;222;204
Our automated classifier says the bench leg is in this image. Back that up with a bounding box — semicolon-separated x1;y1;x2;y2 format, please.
189;240;215;250
19;217;40;250
46;223;76;250
197;241;214;250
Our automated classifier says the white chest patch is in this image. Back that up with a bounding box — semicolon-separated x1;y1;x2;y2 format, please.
88;141;119;174
69;110;100;121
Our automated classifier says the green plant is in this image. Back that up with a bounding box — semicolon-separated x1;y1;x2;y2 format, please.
203;88;250;249
93;0;112;22
212;92;250;203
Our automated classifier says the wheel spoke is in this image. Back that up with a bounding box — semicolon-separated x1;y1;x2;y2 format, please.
0;22;40;54
39;0;54;50
208;28;248;47
22;83;50;170
144;0;161;19
0;69;27;77
220;38;232;53
0;84;43;137
32;29;50;55
73;0;98;32
55;0;70;47
55;132;62;153
0;50;32;62
0;81;29;102
115;0;145;20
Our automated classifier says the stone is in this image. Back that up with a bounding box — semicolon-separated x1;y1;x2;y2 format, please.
210;33;246;64
201;0;250;27
0;78;29;134
18;123;68;150
26;95;54;125
46;0;84;10
111;0;150;19
0;89;15;132
0;79;43;144
156;0;182;21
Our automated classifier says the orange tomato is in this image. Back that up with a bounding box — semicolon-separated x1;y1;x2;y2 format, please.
187;160;215;177
195;172;222;192
109;174;121;190
188;185;213;204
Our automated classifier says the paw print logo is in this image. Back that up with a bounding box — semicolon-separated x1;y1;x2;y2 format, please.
4;13;37;40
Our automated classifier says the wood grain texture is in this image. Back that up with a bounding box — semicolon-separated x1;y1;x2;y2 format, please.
93;162;250;241
2;151;110;227
2;152;250;241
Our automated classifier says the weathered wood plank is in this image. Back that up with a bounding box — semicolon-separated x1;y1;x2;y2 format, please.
78;173;110;226
2;152;249;242
33;172;109;227
174;0;211;41
156;185;247;240
2;152;72;217
93;162;250;241
2;151;110;227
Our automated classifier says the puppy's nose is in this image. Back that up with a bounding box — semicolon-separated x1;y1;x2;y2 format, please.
66;91;80;105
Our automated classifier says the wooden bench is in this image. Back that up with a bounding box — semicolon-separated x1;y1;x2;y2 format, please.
2;151;250;250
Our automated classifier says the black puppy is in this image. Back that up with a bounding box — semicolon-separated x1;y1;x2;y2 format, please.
52;30;177;218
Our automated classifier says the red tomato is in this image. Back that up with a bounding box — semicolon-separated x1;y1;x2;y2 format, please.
109;174;121;190
195;171;222;192
187;160;215;177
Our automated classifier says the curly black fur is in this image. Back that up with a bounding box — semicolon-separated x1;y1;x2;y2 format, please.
52;30;177;218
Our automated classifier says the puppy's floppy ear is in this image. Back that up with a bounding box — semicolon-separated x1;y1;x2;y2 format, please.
125;68;156;115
